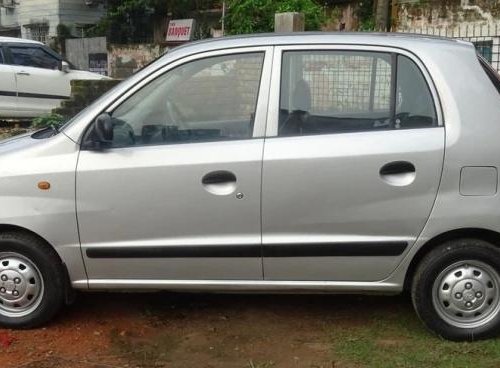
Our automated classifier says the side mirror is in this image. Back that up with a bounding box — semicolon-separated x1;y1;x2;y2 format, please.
93;113;114;147
59;61;70;73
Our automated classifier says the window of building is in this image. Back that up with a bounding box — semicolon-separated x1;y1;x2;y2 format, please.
9;46;60;70
278;50;437;137
103;52;265;148
25;24;49;44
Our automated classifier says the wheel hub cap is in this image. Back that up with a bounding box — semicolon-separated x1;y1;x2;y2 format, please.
433;260;500;329
0;253;43;317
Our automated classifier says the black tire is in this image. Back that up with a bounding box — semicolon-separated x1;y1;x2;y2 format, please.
0;231;66;328
412;238;500;341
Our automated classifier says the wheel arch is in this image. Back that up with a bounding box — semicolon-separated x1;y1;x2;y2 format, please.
404;228;500;291
0;224;75;303
0;224;57;252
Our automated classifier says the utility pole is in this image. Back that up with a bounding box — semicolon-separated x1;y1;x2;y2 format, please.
221;1;226;36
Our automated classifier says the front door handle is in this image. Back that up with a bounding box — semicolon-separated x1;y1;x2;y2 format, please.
202;170;237;196
16;71;30;76
380;161;416;187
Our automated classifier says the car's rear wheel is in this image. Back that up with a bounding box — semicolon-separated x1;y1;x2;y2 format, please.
0;232;65;328
412;238;500;341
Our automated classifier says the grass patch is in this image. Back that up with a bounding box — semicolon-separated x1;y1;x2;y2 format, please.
329;309;500;368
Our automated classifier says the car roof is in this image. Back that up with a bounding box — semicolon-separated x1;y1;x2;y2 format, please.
0;36;43;45
169;32;473;57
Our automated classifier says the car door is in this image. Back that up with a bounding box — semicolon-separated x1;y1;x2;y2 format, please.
6;44;69;116
262;46;445;282
77;47;273;284
0;46;17;118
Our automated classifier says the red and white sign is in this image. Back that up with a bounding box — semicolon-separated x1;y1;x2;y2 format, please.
166;19;195;42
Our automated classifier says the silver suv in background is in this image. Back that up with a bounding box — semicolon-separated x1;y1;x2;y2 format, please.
0;37;108;118
0;33;500;341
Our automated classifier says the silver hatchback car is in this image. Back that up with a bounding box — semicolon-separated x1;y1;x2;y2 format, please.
1;33;499;341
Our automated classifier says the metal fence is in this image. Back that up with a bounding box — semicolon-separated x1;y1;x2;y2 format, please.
396;23;500;73
294;52;392;114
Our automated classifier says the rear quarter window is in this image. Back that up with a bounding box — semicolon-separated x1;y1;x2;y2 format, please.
479;55;500;94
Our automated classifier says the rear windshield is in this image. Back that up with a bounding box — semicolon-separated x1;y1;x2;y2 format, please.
479;55;500;94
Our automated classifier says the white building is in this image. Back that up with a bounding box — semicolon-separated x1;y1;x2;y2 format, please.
0;0;105;43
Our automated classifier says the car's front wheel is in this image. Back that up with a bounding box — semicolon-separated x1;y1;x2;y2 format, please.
0;232;66;328
412;238;500;341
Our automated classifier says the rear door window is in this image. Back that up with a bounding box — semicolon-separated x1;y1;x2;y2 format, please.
278;50;438;137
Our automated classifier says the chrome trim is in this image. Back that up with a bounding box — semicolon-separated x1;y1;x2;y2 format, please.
76;279;402;293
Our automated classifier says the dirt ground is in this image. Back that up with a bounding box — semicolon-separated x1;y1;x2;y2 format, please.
0;292;412;368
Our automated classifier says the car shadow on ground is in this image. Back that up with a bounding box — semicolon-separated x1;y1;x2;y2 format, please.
3;292;500;368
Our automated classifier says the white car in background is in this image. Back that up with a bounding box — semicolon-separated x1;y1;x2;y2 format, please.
0;37;108;119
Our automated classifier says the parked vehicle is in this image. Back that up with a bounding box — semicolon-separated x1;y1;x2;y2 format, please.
0;37;108;119
0;33;499;341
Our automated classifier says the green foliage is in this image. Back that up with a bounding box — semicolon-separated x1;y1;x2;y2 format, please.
225;0;325;35
356;0;376;31
31;113;65;130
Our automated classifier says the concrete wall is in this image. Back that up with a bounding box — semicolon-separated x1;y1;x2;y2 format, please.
108;44;166;79
395;0;500;31
394;0;500;72
66;36;107;71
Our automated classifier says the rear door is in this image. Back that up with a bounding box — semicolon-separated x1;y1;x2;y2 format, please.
262;45;445;281
0;46;17;117
6;44;69;116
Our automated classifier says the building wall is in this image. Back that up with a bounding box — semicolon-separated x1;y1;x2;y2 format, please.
17;0;60;40
0;6;20;30
0;0;104;42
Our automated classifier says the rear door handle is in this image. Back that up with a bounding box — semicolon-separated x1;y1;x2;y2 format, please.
380;161;416;187
380;161;415;176
202;171;236;185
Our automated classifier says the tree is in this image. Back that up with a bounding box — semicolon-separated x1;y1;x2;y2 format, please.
87;0;219;43
225;0;325;35
374;0;390;31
